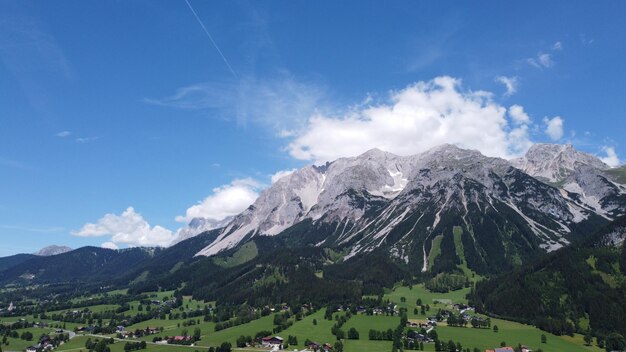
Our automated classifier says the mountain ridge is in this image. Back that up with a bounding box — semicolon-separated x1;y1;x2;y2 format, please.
195;144;623;276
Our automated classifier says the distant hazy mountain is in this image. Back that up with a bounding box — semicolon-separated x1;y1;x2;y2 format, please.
0;247;159;285
34;245;72;256
170;216;234;246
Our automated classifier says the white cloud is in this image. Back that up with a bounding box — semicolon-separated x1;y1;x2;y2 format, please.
509;105;531;125
527;42;562;69
101;242;119;250
286;76;534;163
56;131;71;137
75;136;99;144
543;116;564;141
538;53;554;68
72;207;174;247
528;53;554;69
271;169;297;184
175;178;262;223
495;76;518;97
600;146;621;167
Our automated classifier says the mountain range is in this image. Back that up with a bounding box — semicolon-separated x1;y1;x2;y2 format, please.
1;143;624;284
1;142;624;336
194;143;625;274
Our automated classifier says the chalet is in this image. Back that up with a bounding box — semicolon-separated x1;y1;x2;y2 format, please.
486;347;514;352
26;346;39;352
116;325;125;332
307;341;320;350
261;336;284;348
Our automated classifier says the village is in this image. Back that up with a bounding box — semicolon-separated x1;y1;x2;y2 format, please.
0;284;589;352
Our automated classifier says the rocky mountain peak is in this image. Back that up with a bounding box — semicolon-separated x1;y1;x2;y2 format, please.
34;245;72;256
512;143;609;182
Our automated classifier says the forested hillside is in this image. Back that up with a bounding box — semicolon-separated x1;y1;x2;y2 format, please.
472;216;626;339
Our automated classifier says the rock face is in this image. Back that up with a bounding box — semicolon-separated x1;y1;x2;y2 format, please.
512;144;626;218
34;245;72;256
170;216;234;246
196;144;626;274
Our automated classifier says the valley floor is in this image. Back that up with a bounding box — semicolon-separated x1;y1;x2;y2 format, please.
0;284;602;352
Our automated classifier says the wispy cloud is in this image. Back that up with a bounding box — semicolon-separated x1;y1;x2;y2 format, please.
528;53;554;69
580;34;594;46
56;130;71;137
495;76;518;97
0;14;73;111
0;224;65;233
527;41;562;69
75;136;99;144
0;156;33;170
145;74;326;130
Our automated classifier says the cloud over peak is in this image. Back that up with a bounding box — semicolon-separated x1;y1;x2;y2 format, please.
286;76;535;163
175;178;262;224
543;116;564;141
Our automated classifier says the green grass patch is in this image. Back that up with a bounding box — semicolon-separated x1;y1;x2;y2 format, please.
280;309;337;347
212;242;258;268
428;235;443;270
606;166;626;184
453;226;483;283
437;317;602;352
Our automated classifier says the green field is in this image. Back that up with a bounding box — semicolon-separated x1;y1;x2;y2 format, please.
437;317;602;352
1;284;606;352
280;309;338;347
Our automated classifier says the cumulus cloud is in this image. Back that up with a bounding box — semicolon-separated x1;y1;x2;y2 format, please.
553;41;563;50
271;169;297;183
509;105;531;125
72;207;174;247
601;146;621;167
495;76;518;96
543;116;564;141
286;76;535;163
56;131;71;137
175;178;262;223
101;242;119;250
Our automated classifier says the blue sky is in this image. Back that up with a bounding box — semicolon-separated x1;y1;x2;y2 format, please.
1;1;624;255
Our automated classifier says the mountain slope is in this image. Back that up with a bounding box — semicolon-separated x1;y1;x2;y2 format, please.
0;247;158;285
471;216;626;337
0;254;37;272
197;144;616;274
512;143;626;218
